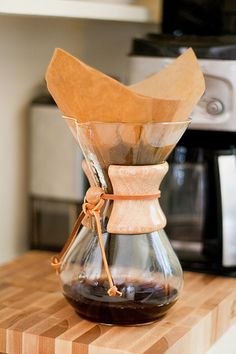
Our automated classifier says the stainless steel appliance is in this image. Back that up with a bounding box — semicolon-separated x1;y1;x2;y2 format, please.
127;35;236;274
29;96;86;250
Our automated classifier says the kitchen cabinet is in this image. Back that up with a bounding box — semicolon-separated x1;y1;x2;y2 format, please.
0;0;152;23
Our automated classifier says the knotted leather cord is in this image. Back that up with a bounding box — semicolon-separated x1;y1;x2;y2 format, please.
51;189;161;297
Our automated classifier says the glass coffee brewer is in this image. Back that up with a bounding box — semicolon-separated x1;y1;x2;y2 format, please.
51;118;190;325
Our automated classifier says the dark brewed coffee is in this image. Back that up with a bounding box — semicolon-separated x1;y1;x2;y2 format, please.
63;278;178;325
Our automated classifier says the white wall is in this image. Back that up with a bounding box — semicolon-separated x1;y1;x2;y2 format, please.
0;15;155;264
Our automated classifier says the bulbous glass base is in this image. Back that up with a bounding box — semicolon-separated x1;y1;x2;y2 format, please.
59;227;183;325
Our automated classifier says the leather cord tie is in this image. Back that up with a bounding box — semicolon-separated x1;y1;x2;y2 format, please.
51;186;161;297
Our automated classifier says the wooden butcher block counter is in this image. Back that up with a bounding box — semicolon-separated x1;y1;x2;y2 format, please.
0;251;236;354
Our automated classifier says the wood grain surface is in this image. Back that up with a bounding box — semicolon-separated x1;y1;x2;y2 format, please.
0;251;236;354
107;164;168;234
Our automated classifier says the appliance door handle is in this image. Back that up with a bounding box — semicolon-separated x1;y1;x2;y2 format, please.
218;153;236;267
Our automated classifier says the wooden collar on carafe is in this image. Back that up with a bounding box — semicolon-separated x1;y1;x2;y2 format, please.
51;186;161;297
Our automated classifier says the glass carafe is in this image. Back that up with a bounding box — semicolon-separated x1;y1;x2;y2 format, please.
55;119;190;325
161;146;206;254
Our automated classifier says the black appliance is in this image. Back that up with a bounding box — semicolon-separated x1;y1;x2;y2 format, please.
127;35;236;275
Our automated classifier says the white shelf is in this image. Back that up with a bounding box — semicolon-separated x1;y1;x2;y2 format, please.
0;0;151;23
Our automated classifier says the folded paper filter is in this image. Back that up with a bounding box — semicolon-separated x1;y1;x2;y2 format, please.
45;47;205;187
46;47;205;124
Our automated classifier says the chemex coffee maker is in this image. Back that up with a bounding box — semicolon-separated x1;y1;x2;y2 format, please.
46;48;204;325
128;35;236;275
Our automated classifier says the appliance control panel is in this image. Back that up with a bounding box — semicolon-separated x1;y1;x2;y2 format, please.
191;70;233;130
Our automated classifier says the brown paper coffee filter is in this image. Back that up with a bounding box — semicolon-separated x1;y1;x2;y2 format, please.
130;48;205;121
45;48;182;123
46;48;203;169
